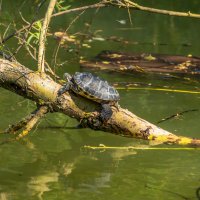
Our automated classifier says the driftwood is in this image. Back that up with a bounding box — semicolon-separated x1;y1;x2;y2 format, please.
80;51;200;75
0;58;200;146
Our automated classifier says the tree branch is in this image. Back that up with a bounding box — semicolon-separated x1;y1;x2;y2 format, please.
15;106;48;140
0;105;48;144
0;58;200;146
109;0;200;18
38;0;57;73
2;110;37;134
1;106;48;135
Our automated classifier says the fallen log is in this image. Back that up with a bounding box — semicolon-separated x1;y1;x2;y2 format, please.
0;58;200;146
80;51;200;75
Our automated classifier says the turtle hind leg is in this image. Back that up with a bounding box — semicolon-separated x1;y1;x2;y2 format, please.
58;83;70;96
100;104;113;121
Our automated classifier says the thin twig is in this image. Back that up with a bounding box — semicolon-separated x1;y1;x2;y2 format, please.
38;0;57;73
110;0;200;18
83;144;200;150
1;2;106;44
9;0;47;59
53;10;86;73
124;0;133;25
51;1;105;18
157;109;198;124
0;0;2;12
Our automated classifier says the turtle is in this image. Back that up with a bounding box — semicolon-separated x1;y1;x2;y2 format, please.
58;72;120;121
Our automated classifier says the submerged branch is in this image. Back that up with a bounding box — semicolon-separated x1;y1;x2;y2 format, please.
0;105;48;144
15;106;48;140
80;51;200;75
0;58;200;146
1;106;48;137
2;109;38;134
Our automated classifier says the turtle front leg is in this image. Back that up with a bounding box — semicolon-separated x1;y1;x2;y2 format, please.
100;104;113;121
78;104;112;128
58;82;71;96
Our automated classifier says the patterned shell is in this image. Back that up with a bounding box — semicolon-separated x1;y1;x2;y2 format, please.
72;72;120;102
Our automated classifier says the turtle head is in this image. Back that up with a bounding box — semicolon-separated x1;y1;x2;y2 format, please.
63;73;72;82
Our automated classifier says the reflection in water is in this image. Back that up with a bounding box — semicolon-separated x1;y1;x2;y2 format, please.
110;149;137;161
0;193;8;200
110;148;137;168
79;173;111;194
28;172;59;200
62;163;75;177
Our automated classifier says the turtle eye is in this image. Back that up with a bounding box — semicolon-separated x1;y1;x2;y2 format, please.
109;87;115;94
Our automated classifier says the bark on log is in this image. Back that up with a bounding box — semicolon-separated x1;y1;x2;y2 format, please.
0;58;200;146
80;51;200;75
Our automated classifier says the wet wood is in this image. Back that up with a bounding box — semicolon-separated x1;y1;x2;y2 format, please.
80;51;200;75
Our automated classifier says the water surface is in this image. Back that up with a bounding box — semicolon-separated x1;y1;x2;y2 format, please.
0;1;200;199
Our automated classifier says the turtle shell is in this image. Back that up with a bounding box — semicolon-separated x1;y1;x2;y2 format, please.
71;72;120;103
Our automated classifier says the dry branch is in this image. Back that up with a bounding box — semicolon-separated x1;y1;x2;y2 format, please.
0;58;200;146
108;0;200;19
38;0;57;73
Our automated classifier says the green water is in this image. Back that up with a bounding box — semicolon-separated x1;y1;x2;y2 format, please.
0;1;200;199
